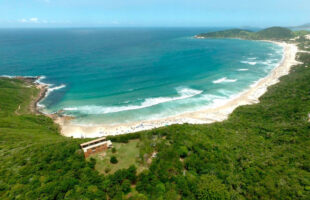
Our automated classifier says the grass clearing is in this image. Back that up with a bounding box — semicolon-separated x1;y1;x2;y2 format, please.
89;139;146;175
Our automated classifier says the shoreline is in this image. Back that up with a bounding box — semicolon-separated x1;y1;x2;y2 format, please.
33;81;49;115
0;76;49;114
52;41;300;138
3;41;299;138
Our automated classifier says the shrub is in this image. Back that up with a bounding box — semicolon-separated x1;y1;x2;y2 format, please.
105;167;111;173
122;179;131;194
110;156;118;164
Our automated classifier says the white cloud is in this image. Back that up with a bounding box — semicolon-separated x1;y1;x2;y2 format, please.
19;18;28;23
17;18;71;25
29;18;39;23
18;18;48;24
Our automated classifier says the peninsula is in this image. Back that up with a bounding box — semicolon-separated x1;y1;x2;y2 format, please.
195;26;295;40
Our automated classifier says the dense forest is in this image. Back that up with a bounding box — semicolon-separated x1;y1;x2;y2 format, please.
0;35;310;199
196;27;295;40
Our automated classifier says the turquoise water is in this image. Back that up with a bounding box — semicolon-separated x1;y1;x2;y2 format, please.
0;28;283;125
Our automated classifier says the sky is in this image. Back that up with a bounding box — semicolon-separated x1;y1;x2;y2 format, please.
0;0;309;28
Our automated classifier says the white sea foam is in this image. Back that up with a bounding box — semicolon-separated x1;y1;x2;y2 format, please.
248;57;257;60
0;75;65;110
217;89;235;97
41;84;66;101
34;76;66;97
63;87;203;114
34;76;48;85
0;75;15;78
198;93;233;109
37;102;46;108
212;77;237;84
259;58;279;66
201;94;224;101
0;75;38;79
241;61;257;65
48;84;66;92
237;68;249;71
33;76;66;109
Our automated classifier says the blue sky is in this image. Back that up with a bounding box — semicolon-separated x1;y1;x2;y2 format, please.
1;0;309;27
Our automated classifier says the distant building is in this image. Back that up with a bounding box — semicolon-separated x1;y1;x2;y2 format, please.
80;137;112;158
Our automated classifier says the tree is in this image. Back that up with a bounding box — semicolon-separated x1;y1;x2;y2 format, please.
122;179;131;194
195;175;230;200
178;146;189;158
127;165;137;183
110;156;118;164
88;157;96;169
128;193;148;200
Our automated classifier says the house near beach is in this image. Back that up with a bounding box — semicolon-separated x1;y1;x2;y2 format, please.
80;137;113;158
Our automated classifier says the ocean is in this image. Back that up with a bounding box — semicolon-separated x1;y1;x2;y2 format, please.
0;28;283;125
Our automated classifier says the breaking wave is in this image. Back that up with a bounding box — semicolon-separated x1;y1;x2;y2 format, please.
63;87;203;114
34;76;47;85
212;77;237;84
237;68;249;71
0;75;16;78
35;76;66;96
35;76;66;107
48;84;66;92
241;61;257;65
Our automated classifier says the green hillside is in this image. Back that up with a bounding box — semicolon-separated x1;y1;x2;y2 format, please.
257;27;295;39
197;28;253;39
0;79;140;199
1;42;310;199
197;26;295;40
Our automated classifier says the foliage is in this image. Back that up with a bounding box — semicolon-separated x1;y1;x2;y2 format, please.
296;35;310;52
256;27;294;39
0;78;137;200
294;30;310;37
110;156;118;164
195;175;230;200
197;28;253;39
197;26;295;40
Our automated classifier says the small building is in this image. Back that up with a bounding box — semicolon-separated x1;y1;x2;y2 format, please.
80;137;113;158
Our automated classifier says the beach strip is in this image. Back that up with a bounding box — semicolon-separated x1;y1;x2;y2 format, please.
53;41;300;138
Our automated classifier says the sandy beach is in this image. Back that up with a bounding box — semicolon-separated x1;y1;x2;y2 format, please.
42;41;300;138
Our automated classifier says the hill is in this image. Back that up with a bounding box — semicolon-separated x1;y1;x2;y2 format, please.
197;26;294;40
196;28;253;39
0;78;140;199
291;23;310;30
257;26;295;39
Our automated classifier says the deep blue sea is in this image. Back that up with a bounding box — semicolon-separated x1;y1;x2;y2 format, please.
0;28;283;125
